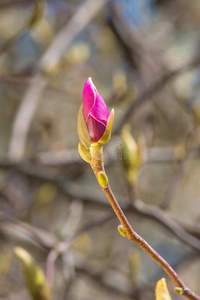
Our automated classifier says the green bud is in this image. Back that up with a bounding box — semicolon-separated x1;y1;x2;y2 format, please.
98;109;114;144
117;225;127;237
78;142;91;163
77;104;92;149
120;126;144;184
14;247;51;300
121;126;140;167
174;287;184;294
98;171;108;187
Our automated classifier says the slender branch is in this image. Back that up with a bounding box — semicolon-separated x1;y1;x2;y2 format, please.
90;154;200;300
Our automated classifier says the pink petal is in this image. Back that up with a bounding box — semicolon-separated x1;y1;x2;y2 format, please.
87;115;106;142
82;77;96;121
90;92;109;127
82;77;110;141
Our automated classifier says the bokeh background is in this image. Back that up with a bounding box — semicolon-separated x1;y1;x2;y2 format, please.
0;0;200;299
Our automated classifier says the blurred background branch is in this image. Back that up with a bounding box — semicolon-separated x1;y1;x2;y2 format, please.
0;0;200;299
8;0;108;161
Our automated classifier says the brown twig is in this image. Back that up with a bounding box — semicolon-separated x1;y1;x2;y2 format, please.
90;153;200;300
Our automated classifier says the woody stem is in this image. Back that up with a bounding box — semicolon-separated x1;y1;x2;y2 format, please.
90;151;200;300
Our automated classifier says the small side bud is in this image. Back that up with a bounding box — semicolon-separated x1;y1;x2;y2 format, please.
174;287;184;294
118;225;127;238
98;171;108;187
98;109;114;144
78;142;91;163
156;278;172;300
14;247;51;300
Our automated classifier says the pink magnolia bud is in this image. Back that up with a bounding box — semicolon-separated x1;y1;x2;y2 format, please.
82;77;110;142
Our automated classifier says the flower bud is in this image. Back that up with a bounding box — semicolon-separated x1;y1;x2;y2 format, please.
83;77;109;142
78;77;114;146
